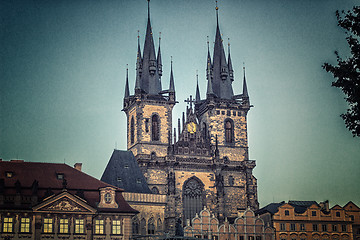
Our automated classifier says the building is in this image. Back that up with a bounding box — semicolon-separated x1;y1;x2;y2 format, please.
0;160;137;240
343;202;360;240
256;200;355;240
184;207;275;240
101;1;258;235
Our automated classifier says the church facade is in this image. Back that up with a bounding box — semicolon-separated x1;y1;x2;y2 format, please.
103;1;259;235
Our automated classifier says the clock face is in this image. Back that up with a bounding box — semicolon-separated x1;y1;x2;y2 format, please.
187;122;197;133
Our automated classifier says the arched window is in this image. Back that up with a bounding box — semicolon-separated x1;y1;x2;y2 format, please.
151;187;159;194
151;114;160;141
202;123;208;140
228;175;234;186
132;217;139;235
130;116;135;144
225;119;234;143
140;218;146;235
148;218;155;235
157;218;162;232
183;177;204;223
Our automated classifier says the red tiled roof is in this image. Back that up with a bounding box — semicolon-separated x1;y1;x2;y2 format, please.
0;160;137;213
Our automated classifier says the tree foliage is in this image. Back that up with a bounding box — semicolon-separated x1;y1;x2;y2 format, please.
323;6;360;137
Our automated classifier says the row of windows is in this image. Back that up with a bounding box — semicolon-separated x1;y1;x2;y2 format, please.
130;115;236;144
216;110;242;117
280;223;348;232
1;217;122;235
284;210;344;218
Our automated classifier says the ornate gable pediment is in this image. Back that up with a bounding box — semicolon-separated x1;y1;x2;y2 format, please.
33;191;96;214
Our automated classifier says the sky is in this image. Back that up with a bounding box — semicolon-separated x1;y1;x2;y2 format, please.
1;0;359;208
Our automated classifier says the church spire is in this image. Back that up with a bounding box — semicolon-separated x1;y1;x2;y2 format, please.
169;57;175;93
208;2;234;100
157;33;162;77
228;39;234;82
195;71;201;102
242;65;249;98
140;0;161;95
135;31;142;93
125;65;130;98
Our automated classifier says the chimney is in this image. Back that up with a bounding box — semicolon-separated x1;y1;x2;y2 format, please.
320;200;329;212
74;163;82;171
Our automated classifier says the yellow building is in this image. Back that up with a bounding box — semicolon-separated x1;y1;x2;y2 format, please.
257;200;355;240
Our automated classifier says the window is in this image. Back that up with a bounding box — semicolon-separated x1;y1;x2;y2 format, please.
20;217;30;233
3;217;13;233
132;218;139;235
140;218;146;235
332;224;338;232
290;223;296;231
239;236;244;240
104;193;112;203
256;237;262;240
322;224;327;232
350;215;354;221
145;118;149;132
280;223;286;231
225;119;234;143
336;211;340;217
151;115;160;141
43;218;53;233
341;224;347;232
112;220;121;235
57;173;64;180
95;219;104;234
131;117;135;144
285;210;290;216
151;187;159;194
148;218;155;235
5;171;13;178
59;218;69;234
312;211;317;216
228;176;234;186
157;218;162;231
75;219;84;234
313;224;318;231
300;223;305;231
183;177;204;222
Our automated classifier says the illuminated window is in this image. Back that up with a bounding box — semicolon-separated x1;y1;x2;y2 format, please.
3;217;13;232
5;172;13;178
112;220;121;235
225;119;234;143
43;218;53;233
75;219;84;234
95;219;104;234
20;217;30;233
151;115;160;141
59;218;69;234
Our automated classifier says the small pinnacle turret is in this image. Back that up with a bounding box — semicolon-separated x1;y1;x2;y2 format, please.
195;72;201;102
125;66;130;98
242;66;249;98
169;58;175;93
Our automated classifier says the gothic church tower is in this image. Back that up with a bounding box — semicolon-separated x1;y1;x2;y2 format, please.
123;1;176;163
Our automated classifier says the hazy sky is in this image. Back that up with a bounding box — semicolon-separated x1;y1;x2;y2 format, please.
1;0;359;208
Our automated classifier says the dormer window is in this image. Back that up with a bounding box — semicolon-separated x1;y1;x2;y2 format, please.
136;179;141;184
98;187;118;209
117;177;122;182
57;173;64;180
5;171;14;178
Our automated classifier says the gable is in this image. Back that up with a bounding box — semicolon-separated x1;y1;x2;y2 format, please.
33;191;96;214
344;201;360;211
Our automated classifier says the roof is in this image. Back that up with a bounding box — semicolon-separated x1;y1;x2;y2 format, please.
101;150;152;194
0;160;136;213
256;200;320;215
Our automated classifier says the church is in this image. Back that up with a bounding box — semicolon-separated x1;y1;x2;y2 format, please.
101;1;260;236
